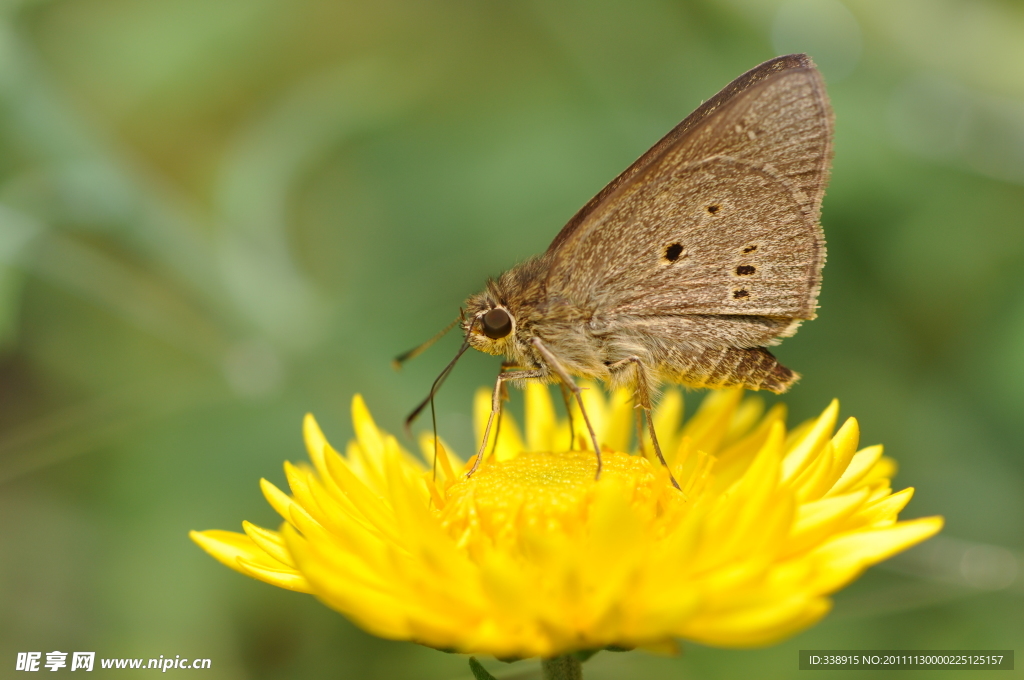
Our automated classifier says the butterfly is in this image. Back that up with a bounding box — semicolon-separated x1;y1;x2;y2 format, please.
402;54;832;488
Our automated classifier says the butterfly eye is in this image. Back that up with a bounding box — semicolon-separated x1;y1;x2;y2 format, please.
481;308;513;339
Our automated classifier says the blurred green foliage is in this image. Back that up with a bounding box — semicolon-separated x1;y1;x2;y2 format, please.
0;0;1022;678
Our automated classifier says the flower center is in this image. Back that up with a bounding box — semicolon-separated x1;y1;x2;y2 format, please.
437;451;673;549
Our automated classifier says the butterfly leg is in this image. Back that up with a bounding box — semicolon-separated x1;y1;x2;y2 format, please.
559;382;576;450
489;360;521;460
489;394;504;461
634;408;646;457
467;365;546;478
607;356;682;491
531;338;603;479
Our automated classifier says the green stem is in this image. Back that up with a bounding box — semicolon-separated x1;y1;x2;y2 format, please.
541;655;583;680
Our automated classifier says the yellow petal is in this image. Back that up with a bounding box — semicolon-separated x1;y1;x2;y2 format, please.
525;382;557;451
782;399;839;482
809;516;945;591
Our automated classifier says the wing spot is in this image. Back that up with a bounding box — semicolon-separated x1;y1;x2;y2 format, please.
706;205;720;214
663;243;685;262
742;245;758;253
733;289;750;299
736;265;756;276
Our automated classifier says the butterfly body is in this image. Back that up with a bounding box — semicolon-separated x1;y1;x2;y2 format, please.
464;252;801;397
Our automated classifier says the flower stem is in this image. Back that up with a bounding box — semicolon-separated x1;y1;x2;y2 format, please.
541;655;583;680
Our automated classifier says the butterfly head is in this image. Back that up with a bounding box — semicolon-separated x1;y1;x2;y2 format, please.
461;257;552;364
462;290;518;357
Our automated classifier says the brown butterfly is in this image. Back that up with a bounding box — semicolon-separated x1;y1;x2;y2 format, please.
401;54;833;487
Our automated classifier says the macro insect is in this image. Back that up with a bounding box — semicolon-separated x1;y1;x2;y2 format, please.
399;54;833;489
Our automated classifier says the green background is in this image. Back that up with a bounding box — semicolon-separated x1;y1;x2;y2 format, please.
0;0;1021;678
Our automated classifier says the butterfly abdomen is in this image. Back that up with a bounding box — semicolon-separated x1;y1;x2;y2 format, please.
664;345;798;394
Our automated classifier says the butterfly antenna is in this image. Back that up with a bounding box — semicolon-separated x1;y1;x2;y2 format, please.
404;341;470;437
392;316;461;370
430;392;439;481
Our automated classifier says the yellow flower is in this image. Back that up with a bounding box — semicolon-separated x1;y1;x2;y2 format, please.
191;385;942;658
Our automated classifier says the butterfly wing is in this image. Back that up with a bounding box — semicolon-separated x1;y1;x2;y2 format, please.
544;54;832;326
